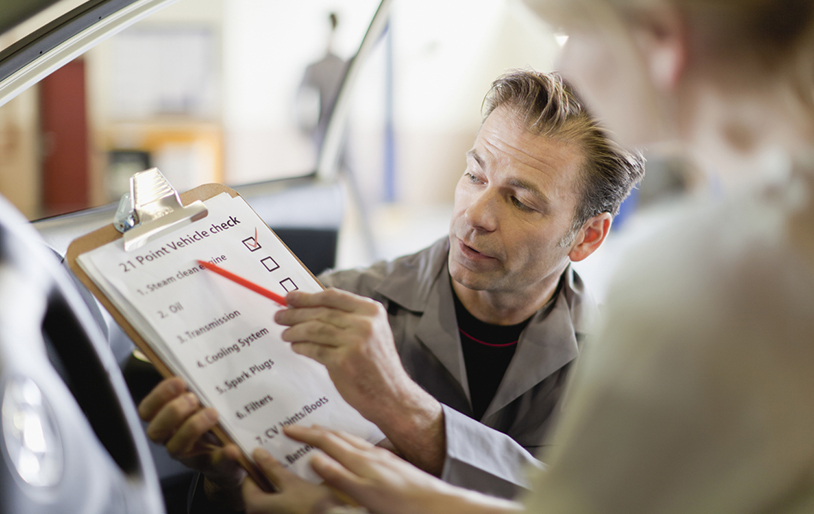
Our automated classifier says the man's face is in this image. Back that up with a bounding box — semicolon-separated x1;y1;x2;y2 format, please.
448;104;584;295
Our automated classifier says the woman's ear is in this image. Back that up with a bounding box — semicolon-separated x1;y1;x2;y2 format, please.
568;212;613;262
632;4;688;91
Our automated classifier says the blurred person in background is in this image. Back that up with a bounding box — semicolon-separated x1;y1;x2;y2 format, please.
296;12;349;154
240;0;814;512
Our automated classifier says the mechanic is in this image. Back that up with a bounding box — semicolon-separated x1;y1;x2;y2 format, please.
137;69;644;511
240;0;814;512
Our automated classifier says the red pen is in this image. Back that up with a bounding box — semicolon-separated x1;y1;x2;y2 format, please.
197;259;287;306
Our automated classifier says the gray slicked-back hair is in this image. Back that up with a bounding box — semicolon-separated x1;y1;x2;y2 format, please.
483;70;644;244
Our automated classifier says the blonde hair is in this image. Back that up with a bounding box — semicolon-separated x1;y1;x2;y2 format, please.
669;0;814;109
526;0;814;108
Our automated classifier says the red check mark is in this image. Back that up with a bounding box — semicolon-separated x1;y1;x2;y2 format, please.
249;227;259;248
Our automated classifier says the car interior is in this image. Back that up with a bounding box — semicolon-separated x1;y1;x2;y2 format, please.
0;1;389;512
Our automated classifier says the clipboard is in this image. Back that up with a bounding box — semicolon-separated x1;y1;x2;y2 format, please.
65;170;325;491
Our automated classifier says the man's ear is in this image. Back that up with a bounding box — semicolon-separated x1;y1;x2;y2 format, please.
632;4;687;91
568;212;613;262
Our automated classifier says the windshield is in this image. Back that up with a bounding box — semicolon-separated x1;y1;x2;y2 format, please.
0;0;561;226
0;0;86;46
0;0;380;219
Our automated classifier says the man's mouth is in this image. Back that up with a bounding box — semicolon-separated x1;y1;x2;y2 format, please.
458;239;495;260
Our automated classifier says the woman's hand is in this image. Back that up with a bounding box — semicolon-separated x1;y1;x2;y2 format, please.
242;448;345;514
285;425;523;514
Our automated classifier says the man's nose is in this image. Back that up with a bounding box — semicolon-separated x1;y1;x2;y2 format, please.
465;188;499;232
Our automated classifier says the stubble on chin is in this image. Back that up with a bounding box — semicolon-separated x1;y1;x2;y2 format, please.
449;256;491;293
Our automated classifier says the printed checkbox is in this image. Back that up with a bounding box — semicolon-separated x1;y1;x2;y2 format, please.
261;256;279;272
242;237;261;252
280;278;298;292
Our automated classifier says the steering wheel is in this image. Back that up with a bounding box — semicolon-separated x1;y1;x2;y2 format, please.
0;195;164;513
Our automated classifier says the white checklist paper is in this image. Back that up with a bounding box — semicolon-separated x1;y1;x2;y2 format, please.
77;192;383;481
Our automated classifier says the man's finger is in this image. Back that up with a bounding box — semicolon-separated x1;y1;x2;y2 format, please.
274;305;353;329
165;407;219;458
219;443;243;464
286;288;379;314
138;377;186;421
289;341;335;366
145;391;199;443
282;320;344;347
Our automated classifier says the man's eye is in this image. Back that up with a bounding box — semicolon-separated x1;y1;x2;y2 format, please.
511;196;533;212
464;172;481;183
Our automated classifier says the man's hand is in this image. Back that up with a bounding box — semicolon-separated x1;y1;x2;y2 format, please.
284;425;523;514
242;448;343;514
138;377;246;508
275;289;446;475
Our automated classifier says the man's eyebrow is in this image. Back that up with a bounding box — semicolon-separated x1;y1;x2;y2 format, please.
508;178;550;206
466;150;484;169
466;149;551;208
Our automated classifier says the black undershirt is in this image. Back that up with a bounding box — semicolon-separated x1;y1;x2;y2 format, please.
453;289;531;420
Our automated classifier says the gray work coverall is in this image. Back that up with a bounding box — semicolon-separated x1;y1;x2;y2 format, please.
320;237;598;499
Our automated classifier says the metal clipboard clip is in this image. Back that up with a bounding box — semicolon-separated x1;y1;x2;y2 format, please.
113;168;208;252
